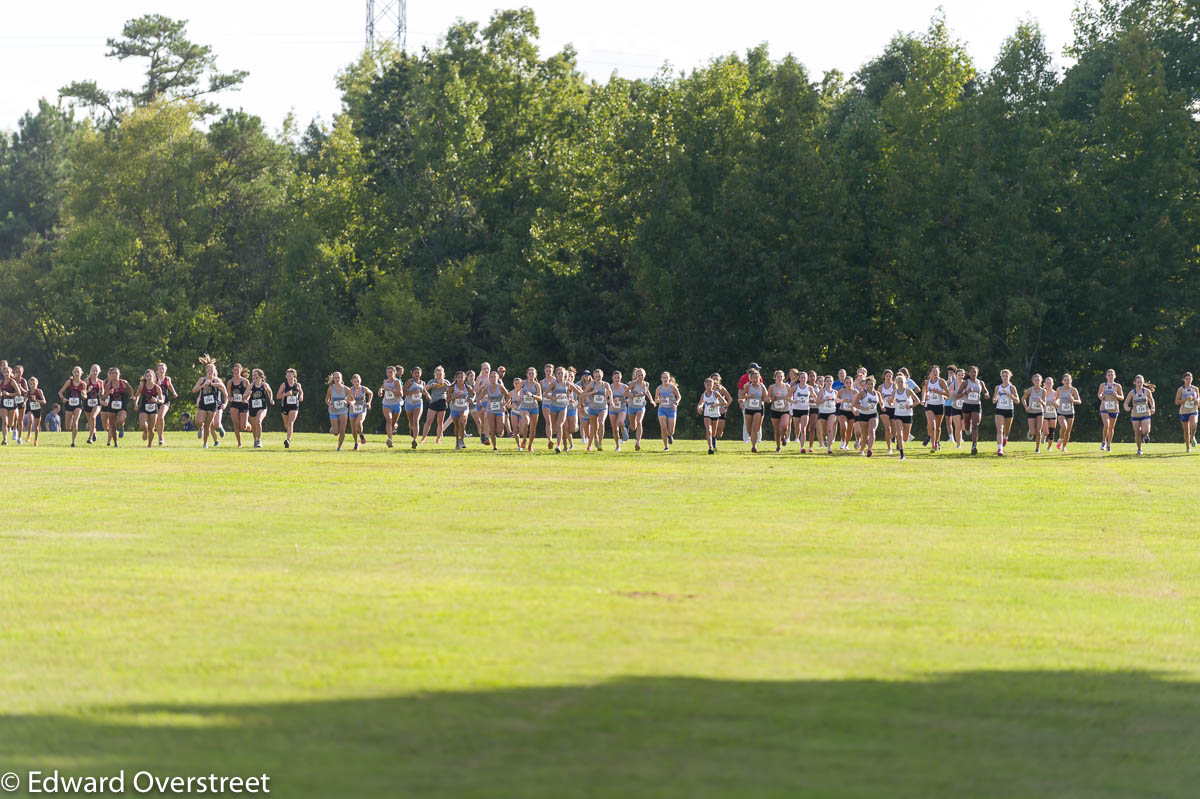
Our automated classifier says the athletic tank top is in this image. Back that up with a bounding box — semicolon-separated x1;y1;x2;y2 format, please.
743;384;764;410
1028;387;1043;411
1131;388;1150;416
330;384;347;411
451;384;471;409
405;380;424;400
1057;388;1074;413
1100;383;1119;412
282;380;301;407
926;379;944;406
1182;386;1198;412
657;385;676;408
702;390;722;417
249;384;271;410
228;379;248;404
996;384;1015;409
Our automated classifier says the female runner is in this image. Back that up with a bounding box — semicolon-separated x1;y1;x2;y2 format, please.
448;372;475;450
697;377;727;454
878;370;896;454
154;362;178;446
419;366;449;446
586;370;612;451
922;367;947;451
225;364;250;448
1097;369;1124;452
993;370;1018;456
472;363;492;445
1124;375;1155;455
247;369;275;448
517;373;543;451
655;372;681;451
482;369;511;452
892;376;919;459
1055;374;1082;452
85;364;103;443
346;374;372;451
790;371;813;453
101;367;133;447
539;363;556;450
0;362;9;444
817;376;838;454
58;366;87;446
804;372;822;452
853;375;881;456
955;365;989;456
608;369;627;451
1177;372;1198;452
739;368;766;454
276;367;303;448
193;355;227;448
378;366;403;448
1021;374;1046;453
767;370;792;452
835;377;856;451
714;373;735;443
626;368;651;451
326;372;351;451
9;365;28;443
1040;376;1057;450
564;367;582;447
403;366;429;449
23;377;45;446
134;370;163;448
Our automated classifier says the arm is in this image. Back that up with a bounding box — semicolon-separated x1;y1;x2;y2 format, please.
1175;387;1184;407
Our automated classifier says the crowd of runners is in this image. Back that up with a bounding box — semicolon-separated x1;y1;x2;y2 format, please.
2;357;1197;456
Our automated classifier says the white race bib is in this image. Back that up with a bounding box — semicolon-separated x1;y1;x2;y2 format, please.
1184;398;1196;410
489;400;502;412
1135;403;1148;415
251;399;263;409
144;402;157;413
997;395;1013;409
109;399;123;410
383;390;395;401
745;398;762;410
285;396;298;406
231;393;243;403
352;404;364;414
968;391;980;403
30;402;41;411
1103;401;1116;411
772;399;787;411
68;397;80;407
630;396;645;408
453;398;468;409
820;401;835;413
87;398;99;407
333;399;346;410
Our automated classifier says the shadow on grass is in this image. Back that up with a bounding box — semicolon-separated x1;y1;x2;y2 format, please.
2;671;1198;798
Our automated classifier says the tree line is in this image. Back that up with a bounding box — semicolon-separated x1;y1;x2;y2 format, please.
1;1;1197;435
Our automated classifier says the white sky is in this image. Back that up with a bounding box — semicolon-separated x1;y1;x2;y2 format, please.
1;0;1080;134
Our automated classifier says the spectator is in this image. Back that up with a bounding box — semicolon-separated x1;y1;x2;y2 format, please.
180;412;196;432
44;404;62;432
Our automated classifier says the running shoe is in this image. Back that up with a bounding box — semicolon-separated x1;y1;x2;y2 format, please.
284;439;290;449
117;429;123;439
218;427;225;438
971;444;978;455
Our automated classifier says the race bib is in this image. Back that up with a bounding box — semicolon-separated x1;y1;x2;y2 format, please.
630;396;645;408
820;401;835;413
251;399;263;409
144;402;157;413
285;396;298;406
1029;400;1042;411
968;391;980;403
1103;401;1116;411
87;398;99;407
590;395;606;408
109;399;123;410
68;397;80;407
489;401;502;412
231;393;243;403
997;395;1013;409
523;395;537;408
1;398;12;409
333;399;346;410
352;404;364;414
1185;400;1197;411
383;391;395;401
772;399;787;411
30;402;41;411
14;395;24;405
745;398;762;410
1135;402;1148;415
452;398;468;409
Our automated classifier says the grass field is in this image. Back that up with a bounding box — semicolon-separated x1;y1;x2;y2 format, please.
3;431;1200;797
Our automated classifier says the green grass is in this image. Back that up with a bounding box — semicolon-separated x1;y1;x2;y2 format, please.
3;431;1200;797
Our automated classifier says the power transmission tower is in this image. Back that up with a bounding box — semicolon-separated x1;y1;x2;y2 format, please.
366;0;406;53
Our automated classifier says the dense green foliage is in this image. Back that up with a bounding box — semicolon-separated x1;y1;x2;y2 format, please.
2;2;1198;433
